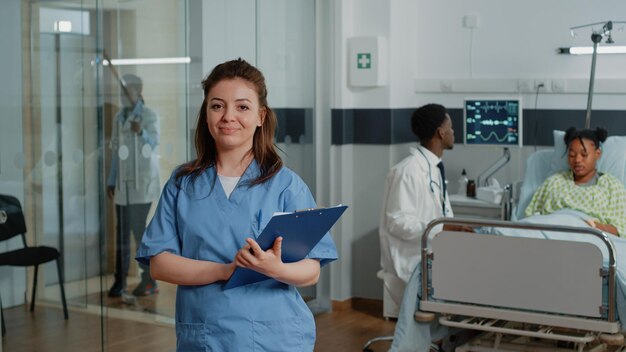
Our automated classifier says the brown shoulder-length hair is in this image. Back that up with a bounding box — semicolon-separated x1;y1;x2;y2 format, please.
176;58;282;185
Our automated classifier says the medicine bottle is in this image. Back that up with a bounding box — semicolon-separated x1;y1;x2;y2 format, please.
457;169;468;196
467;179;476;198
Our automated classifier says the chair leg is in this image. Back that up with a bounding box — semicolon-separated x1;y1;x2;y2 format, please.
1;294;6;336
56;258;68;320
31;265;39;312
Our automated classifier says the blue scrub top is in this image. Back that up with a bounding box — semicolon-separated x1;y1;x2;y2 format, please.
136;161;338;351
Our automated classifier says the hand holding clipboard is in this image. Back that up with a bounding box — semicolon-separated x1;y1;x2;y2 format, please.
225;205;348;290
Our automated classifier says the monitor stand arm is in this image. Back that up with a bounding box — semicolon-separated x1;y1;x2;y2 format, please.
477;147;511;187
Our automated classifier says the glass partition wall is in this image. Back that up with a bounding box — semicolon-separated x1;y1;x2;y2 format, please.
1;0;321;349
257;0;319;308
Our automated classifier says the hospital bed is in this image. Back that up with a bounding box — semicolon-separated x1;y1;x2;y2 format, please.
416;217;623;351
365;132;626;351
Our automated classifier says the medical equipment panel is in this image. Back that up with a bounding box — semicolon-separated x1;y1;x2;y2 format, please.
464;98;522;146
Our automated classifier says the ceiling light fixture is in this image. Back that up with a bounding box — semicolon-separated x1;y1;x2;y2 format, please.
102;57;191;66
53;20;72;33
557;45;626;55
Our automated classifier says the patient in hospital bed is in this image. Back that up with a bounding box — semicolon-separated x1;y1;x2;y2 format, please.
389;127;626;352
525;126;626;236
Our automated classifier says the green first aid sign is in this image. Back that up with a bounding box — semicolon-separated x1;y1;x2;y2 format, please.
349;37;387;87
357;53;371;69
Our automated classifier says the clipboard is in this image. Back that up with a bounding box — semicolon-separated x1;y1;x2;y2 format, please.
224;205;348;290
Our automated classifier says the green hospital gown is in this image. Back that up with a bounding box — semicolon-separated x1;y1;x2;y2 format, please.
525;171;626;236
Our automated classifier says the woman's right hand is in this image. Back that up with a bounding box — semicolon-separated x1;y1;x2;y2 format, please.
586;219;618;236
234;237;284;278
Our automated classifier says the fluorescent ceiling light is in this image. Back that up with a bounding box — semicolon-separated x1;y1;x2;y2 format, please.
558;46;626;55
41;8;89;35
101;57;191;66
54;20;72;33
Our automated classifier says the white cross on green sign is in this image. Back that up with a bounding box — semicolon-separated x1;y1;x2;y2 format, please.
357;53;371;69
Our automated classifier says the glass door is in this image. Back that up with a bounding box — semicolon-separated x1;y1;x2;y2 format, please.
97;0;190;333
256;0;321;310
23;0;190;348
28;0;100;317
7;0;323;349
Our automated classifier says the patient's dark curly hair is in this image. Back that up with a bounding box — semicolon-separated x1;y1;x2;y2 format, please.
563;126;608;152
411;103;448;144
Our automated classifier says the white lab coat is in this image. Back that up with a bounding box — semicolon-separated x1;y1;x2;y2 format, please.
379;146;453;314
107;106;160;206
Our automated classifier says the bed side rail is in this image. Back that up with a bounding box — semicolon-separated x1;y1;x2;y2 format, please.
420;217;618;322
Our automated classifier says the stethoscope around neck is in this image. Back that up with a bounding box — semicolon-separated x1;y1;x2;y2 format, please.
416;147;447;214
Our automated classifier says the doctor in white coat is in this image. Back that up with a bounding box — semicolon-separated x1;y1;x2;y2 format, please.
379;103;467;318
107;74;161;297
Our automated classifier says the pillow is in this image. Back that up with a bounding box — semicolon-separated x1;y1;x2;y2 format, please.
551;130;626;183
599;136;626;182
515;149;554;220
550;130;568;173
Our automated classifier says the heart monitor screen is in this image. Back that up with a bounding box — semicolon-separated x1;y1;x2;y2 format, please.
464;99;521;146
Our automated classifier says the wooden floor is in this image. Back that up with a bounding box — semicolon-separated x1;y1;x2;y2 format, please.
1;302;396;352
315;304;396;351
85;280;178;318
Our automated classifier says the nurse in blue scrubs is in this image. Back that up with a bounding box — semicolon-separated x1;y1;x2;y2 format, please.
136;58;337;351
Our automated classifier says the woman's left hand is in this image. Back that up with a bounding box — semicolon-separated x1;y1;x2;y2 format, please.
235;237;284;278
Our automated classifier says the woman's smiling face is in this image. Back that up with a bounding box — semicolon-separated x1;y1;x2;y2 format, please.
206;78;264;153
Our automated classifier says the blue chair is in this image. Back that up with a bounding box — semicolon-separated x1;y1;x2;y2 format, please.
0;194;68;336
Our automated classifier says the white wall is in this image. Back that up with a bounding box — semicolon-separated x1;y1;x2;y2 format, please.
327;0;626;301
415;0;626;81
412;0;626;112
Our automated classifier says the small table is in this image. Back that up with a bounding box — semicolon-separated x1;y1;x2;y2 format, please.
449;194;504;220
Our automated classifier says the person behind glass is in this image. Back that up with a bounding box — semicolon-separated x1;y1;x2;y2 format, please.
136;59;337;351
379;103;469;317
107;74;160;297
526;127;626;236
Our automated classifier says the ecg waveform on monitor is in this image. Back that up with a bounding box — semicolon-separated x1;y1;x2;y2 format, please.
465;99;521;146
468;101;519;116
466;130;518;143
466;118;516;126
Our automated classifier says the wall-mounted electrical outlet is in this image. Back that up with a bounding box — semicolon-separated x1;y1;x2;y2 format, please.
440;80;453;92
534;79;549;92
517;79;532;93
